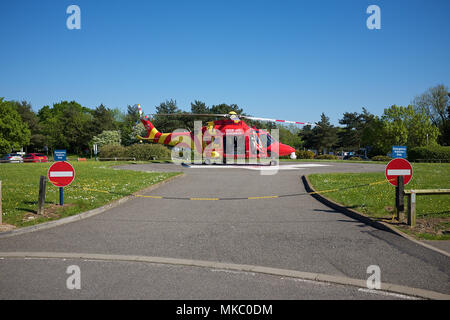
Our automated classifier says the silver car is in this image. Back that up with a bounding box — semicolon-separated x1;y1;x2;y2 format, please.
1;153;24;163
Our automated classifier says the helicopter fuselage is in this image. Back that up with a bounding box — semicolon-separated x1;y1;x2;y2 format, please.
138;117;296;161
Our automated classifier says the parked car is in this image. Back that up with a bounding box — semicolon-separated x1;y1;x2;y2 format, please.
23;153;48;163
1;153;24;163
343;154;368;160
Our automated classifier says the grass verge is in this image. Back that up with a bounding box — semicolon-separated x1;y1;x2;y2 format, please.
0;161;180;228
308;163;450;240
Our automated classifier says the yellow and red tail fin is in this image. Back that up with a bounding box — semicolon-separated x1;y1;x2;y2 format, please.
136;104;189;147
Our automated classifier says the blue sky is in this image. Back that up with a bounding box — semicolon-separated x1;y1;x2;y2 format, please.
1;0;449;125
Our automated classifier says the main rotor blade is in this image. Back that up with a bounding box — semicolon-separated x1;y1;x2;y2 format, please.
145;113;229;117
240;115;317;126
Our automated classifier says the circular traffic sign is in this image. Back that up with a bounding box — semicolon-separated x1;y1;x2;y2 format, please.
385;158;413;186
48;161;75;187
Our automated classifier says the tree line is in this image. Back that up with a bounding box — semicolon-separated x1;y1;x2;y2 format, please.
300;84;449;156
0;84;448;156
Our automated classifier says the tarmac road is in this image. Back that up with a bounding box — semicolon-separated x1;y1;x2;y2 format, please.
0;162;449;299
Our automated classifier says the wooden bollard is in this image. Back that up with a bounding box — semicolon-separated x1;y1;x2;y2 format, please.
407;191;416;227
37;176;46;215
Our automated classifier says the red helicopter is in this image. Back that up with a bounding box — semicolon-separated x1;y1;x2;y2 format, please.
135;104;317;165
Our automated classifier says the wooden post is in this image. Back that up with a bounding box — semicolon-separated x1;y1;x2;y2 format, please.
396;176;405;222
37;176;46;215
407;191;416;227
0;180;2;224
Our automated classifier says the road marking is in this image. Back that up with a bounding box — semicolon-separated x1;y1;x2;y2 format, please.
135;195;163;199
358;288;420;300
1;251;446;300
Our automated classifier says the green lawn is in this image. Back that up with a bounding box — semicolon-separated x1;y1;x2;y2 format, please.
0;161;180;228
308;163;450;240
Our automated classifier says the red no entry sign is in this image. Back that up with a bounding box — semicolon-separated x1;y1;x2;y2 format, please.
48;161;75;187
385;158;413;186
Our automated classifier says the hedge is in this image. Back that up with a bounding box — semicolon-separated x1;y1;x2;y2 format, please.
371;155;392;161
99;143;172;160
98;145;126;158
315;154;338;160
408;146;450;162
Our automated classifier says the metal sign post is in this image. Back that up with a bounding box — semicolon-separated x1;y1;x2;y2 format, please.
60;187;64;206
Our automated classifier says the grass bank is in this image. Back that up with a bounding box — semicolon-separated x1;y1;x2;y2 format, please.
308;163;450;240
0;161;180;228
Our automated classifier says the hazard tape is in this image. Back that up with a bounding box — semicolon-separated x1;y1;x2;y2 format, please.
70;178;396;201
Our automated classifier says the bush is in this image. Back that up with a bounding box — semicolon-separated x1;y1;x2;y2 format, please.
348;156;362;161
408;146;450;162
99;143;172;160
315;154;338;160
127;143;172;160
371;155;391;161
99;144;126;158
296;150;315;159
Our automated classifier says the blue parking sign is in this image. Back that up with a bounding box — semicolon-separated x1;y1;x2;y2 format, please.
54;149;67;161
392;146;407;159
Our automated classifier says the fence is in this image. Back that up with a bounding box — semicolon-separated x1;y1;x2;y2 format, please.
415;159;450;163
404;189;450;226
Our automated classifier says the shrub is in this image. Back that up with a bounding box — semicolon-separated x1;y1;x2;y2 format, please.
91;130;121;148
408;146;450;162
126;143;172;160
315;154;338;160
371;155;391;161
296;150;315;159
99;144;126;158
348;156;362;161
